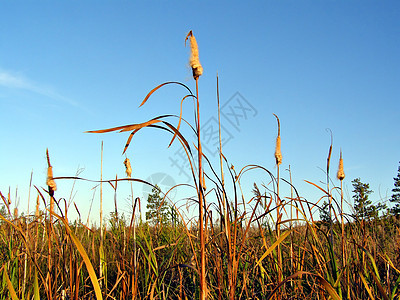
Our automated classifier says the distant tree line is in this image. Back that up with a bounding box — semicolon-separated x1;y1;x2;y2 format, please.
320;161;400;223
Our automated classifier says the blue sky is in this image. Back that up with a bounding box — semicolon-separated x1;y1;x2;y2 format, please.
1;1;399;224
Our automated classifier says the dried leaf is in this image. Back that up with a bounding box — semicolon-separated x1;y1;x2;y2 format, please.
139;81;193;107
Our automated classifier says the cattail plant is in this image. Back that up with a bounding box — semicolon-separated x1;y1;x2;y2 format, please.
273;113;283;289
186;30;207;299
337;150;347;298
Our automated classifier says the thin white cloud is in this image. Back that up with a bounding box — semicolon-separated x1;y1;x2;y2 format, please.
0;71;30;89
0;69;78;107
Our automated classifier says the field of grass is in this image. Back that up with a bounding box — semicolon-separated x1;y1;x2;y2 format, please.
1;31;399;300
1;187;399;299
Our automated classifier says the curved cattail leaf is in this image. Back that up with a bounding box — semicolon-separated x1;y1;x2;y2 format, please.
86;115;171;134
123;122;192;155
304;180;328;194
118;119;162;132
139;81;193;107
162;121;192;154
85;123;134;134
168;94;196;147
123;129;139;154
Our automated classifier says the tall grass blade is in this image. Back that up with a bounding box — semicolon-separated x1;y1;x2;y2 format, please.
359;271;376;300
255;229;291;269
390;273;400;300
49;210;103;300
34;270;40;300
4;265;19;300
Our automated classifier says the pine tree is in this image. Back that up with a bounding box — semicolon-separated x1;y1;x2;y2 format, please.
352;178;374;221
145;185;171;225
319;200;331;225
390;162;400;215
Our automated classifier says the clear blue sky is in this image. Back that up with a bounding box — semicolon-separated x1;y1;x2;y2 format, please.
1;1;399;224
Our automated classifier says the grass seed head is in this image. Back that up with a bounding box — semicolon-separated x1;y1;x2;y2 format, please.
337;151;345;181
124;158;132;178
186;30;203;80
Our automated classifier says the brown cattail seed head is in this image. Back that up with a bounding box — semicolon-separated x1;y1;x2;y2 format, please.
124;158;132;178
275;135;282;165
13;207;18;219
46;166;57;196
337;151;345;181
46;149;56;196
186;31;203;80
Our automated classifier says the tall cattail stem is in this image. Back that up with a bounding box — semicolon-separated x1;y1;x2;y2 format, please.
187;30;207;299
196;78;207;300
